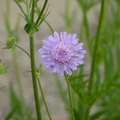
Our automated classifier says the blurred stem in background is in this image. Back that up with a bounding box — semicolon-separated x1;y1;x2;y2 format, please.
61;0;77;33
88;0;105;97
64;0;71;32
84;0;106;119
5;0;25;107
77;0;100;55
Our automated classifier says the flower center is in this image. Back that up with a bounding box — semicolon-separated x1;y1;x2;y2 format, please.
51;42;73;63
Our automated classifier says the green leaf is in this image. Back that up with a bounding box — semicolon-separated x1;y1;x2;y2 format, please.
69;74;88;81
116;41;120;68
90;109;107;120
77;99;85;120
14;0;27;19
112;82;120;87
103;45;114;83
5;107;16;120
9;82;22;116
94;65;101;92
108;45;114;77
73;107;81;120
104;53;109;81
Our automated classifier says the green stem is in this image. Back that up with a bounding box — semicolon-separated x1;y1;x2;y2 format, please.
36;0;48;25
31;0;35;22
64;73;74;120
29;36;42;120
88;0;105;93
15;44;30;58
12;47;25;103
37;78;52;120
83;11;89;41
44;20;54;33
64;0;71;32
26;0;30;19
85;0;106;120
6;0;11;33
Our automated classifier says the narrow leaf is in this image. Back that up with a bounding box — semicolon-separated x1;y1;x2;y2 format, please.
90;109;107;120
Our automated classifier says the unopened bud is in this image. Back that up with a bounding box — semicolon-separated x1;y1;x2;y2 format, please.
4;36;15;49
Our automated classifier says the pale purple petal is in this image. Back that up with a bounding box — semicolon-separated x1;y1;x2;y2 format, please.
38;31;86;76
54;31;60;40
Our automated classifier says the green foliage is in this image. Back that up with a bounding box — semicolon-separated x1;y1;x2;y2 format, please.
9;82;23;118
73;98;85;120
14;0;49;35
90;109;107;120
58;0;120;120
1;0;120;119
5;82;37;120
76;0;100;12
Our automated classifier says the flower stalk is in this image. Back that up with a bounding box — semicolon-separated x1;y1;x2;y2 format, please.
14;44;30;58
64;73;74;120
88;0;105;94
37;78;52;120
29;36;42;120
31;0;35;22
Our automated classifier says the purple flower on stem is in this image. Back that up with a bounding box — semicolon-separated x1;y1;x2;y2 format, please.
38;31;86;76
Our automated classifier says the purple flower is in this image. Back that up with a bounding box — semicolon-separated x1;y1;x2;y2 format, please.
38;31;86;76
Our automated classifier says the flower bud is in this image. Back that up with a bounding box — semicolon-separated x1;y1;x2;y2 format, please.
4;36;16;49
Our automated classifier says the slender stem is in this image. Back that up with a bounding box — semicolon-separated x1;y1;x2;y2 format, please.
88;0;105;93
12;47;25;103
64;73;74;120
6;0;11;33
26;0;30;19
6;0;10;21
44;20;54;33
12;48;29;119
36;0;48;25
65;0;71;32
83;10;90;41
37;78;52;120
31;0;35;22
14;44;30;58
29;36;42;120
85;1;106;120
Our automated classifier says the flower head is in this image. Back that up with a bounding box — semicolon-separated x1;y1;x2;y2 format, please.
38;31;86;76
